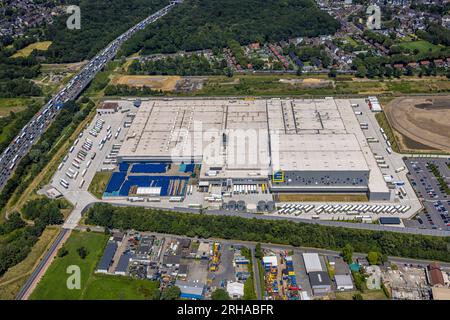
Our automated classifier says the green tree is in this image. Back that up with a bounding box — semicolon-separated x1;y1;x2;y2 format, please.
367;251;381;265
342;244;353;264
77;246;88;259
161;286;181;300
353;293;363;300
254;243;263;259
211;288;230;300
356;65;367;78
328;68;337;78
58;247;69;258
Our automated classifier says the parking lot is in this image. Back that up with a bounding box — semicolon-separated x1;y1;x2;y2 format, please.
50;100;138;228
404;158;450;231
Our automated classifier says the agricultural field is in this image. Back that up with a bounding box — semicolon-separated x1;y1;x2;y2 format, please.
30;231;160;300
11;41;52;58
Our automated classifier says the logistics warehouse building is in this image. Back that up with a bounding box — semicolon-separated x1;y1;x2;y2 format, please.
116;98;390;200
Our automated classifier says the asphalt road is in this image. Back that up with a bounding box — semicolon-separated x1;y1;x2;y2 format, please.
15;228;70;300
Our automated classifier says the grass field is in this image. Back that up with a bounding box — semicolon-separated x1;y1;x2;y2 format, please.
186;75;450;97
277;194;368;202
397;40;441;54
334;290;387;300
88;172;112;199
11;41;52;58
30;231;159;300
0;227;60;299
0;98;40;117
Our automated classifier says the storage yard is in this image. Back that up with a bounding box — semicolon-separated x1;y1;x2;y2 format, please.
49;97;422;227
94;231;255;300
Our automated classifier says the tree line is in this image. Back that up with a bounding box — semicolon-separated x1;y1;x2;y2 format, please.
119;0;340;57
104;84;164;97
0;197;65;276
86;204;450;262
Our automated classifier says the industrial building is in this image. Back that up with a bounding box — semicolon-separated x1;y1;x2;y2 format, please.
96;241;118;273
114;98;389;200
302;253;323;274
309;271;332;296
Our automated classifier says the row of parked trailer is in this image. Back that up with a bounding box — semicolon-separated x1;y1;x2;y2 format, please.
233;184;258;194
89;118;105;137
276;204;315;215
379;127;393;154
103;143;120;165
58;135;95;189
314;204;410;214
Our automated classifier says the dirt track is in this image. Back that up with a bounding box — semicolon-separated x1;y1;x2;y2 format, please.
385;96;450;152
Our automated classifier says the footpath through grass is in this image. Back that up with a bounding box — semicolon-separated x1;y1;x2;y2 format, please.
30;230;159;300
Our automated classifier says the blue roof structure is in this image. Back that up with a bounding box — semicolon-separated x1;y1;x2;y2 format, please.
97;241;118;271
104;172;126;194
118;175;189;197
119;162;129;172
131;163;167;173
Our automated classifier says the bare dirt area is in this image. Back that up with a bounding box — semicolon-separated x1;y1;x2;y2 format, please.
385;96;450;152
112;75;181;91
279;78;333;88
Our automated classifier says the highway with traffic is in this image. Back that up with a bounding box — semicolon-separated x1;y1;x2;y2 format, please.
9;2;183;299
0;1;179;192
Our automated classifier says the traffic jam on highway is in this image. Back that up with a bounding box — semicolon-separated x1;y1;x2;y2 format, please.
0;2;180;191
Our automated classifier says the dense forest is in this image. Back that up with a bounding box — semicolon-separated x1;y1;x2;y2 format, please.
0;50;42;97
0;198;65;276
119;0;340;56
86;204;450;262
128;55;227;76
42;0;168;62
